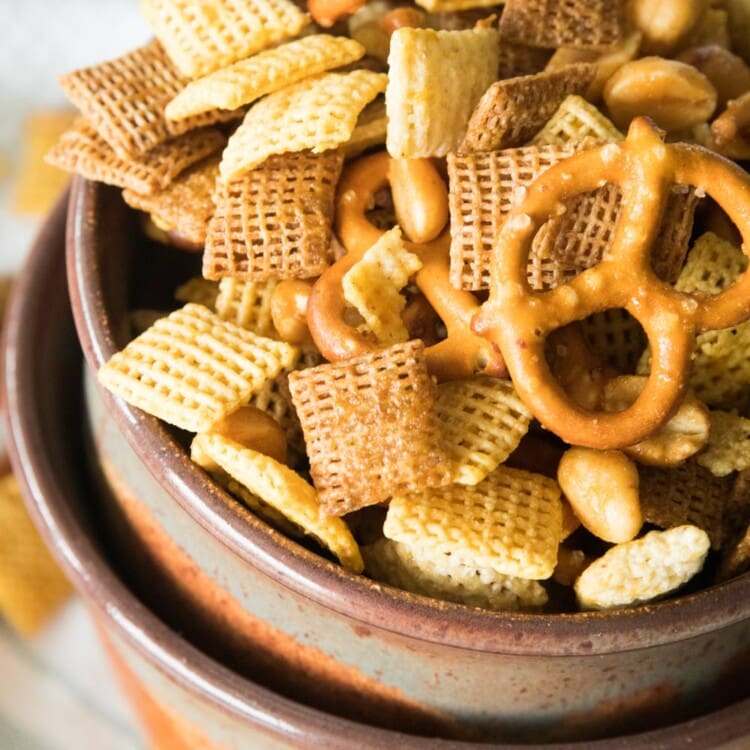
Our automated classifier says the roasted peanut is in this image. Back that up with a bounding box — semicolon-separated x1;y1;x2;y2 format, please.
348;1;393;63
676;44;750;108
380;6;425;35
629;0;709;55
308;0;365;28
602;375;711;466
208;406;287;465
270;279;314;346
712;91;750;159
557;448;642;543
603;56;718;131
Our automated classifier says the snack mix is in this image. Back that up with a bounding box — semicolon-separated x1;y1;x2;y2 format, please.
51;0;750;613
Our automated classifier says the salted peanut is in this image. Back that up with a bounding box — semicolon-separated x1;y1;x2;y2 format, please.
557;448;642;543
712;91;750;159
309;0;365;28
629;0;709;56
388;158;449;243
603;376;710;467
603;57;718;131
575;525;710;609
270;280;314;346
677;45;750;108
381;6;426;33
208;405;287;466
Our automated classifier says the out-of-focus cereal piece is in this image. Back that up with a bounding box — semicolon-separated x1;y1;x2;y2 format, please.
531;94;623;146
220;70;385;181
45;119;225;195
447;142;580;291
342;226;422;346
711;91;750;160
343;98;387;159
557;448;642;543
603;57;718;132
13;109;76;215
580;309;645;373
98;302;298;433
122;156;219;247
59;41;241;160
544;32;642;102
165;35;365;120
129;309;168;336
685;7;731;49
435;376;532;486
385;26;499;158
574;525;710;610
0;473;73;635
174;277;219;310
697;410;750;477
288;340;452;515
639;461;728;549
191;432;364;572
206;150;344;280
497;41;553;80
346;2;393;64
140;0;309;78
718;469;750;579
498;0;626;49
602;376;710;467
215;277;278;337
553;546;591;587
629;0;708;56
676;232;746;294
383;466;563;580
459;64;596;152
677;44;750;109
362;538;549;611
727;0;750;62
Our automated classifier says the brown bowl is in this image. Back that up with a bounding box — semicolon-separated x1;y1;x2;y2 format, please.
64;176;750;744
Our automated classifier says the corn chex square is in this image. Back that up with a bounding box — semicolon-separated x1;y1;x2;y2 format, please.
59;40;241;159
45;118;225;195
191;432;363;572
575;526;710;610
140;0;309;79
166;34;364;120
386;26;500;158
174;277;220;311
220;70;386;182
532;95;623;146
580;309;646;372
215;277;279;337
362;538;548;612
383;466;563;579
499;0;626;50
697;410;750;477
344;98;387;160
205;150;343;281
460;64;596;153
98;303;298;433
436;376;532;485
288;340;452;515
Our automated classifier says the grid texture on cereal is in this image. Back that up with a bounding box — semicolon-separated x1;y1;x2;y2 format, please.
46;118;225;194
532;94;623;146
362;538;548;612
140;0;309;79
220;70;386;181
215;277;279;337
383;466;562;579
436;376;532;485
498;0;626;49
123;155;220;245
575;526;710;610
59;40;240;159
288;340;452;515
460;64;596;153
638;462;729;550
497;42;553;80
204;150;344;281
98;303;298;433
697;410;750;477
580;308;646;372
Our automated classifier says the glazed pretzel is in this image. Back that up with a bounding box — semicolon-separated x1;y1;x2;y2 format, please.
307;151;506;381
473;117;750;449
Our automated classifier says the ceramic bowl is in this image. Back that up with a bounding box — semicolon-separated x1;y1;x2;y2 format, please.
63;177;750;745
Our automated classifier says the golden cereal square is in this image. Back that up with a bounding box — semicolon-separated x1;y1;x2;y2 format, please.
46;118;225;194
98;302;298;432
166;34;364;119
532;94;623;146
140;0;309;78
697;410;750;477
362;538;548;612
460;64;596;153
205;149;343;280
383;466;563;579
214;277;279;337
174;276;220;310
385;26;500;158
59;40;240;159
497;42;553;80
220;70;386;181
499;0;626;50
287;340;452;515
344;98;387;159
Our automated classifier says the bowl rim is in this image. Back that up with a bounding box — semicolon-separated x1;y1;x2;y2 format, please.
66;175;750;657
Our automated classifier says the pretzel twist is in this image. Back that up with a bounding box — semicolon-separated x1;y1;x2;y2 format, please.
307;151;506;381
473;117;750;449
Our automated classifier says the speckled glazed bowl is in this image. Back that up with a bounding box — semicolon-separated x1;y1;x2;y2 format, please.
62;176;750;746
